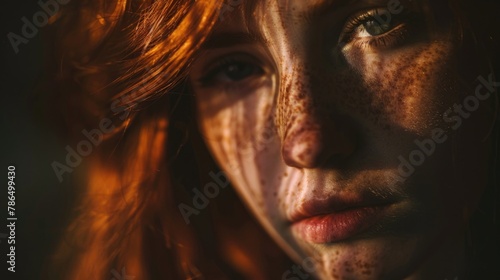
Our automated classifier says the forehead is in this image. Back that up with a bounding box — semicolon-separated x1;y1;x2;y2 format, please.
215;0;426;29
211;0;420;47
216;0;352;30
211;0;339;54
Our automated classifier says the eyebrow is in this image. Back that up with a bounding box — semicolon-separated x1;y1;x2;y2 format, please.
202;32;263;50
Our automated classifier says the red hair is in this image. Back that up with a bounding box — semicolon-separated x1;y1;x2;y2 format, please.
44;0;291;279
42;0;499;278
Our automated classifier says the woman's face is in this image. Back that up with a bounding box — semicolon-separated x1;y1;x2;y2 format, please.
190;0;491;278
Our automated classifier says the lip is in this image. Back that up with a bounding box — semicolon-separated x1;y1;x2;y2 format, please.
290;193;397;243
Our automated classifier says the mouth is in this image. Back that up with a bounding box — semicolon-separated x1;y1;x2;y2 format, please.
290;192;399;244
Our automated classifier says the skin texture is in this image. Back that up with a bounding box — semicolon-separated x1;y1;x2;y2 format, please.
189;0;493;279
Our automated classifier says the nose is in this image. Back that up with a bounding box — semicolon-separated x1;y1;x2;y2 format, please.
282;120;355;168
279;72;356;169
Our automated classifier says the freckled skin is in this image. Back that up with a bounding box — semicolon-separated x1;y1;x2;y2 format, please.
189;0;492;279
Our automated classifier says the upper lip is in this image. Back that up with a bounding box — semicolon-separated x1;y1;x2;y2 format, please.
289;191;399;224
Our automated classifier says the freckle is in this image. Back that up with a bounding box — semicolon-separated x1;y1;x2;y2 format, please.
260;179;265;186
298;153;305;161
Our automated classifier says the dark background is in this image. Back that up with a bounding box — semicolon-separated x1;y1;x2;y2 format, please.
1;1;72;279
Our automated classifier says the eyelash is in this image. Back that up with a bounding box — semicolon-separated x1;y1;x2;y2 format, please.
340;8;416;49
198;9;419;86
198;53;264;87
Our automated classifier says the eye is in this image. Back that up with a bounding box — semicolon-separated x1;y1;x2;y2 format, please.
219;61;261;81
198;53;264;86
360;20;392;37
340;8;416;49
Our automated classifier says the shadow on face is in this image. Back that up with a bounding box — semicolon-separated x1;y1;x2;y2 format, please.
189;0;497;278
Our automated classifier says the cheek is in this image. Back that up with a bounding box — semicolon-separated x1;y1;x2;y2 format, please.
343;41;458;133
195;78;287;219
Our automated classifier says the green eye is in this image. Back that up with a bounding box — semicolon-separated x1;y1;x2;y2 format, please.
339;8;416;50
362;20;391;36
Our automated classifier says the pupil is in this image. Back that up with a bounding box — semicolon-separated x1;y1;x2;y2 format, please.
363;20;390;36
225;63;254;81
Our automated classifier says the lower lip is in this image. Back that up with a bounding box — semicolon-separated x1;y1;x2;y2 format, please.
292;206;388;244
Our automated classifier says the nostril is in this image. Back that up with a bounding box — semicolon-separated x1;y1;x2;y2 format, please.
282;129;327;168
281;125;356;169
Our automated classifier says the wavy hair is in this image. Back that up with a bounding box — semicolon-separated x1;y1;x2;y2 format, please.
41;0;498;279
43;0;292;279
